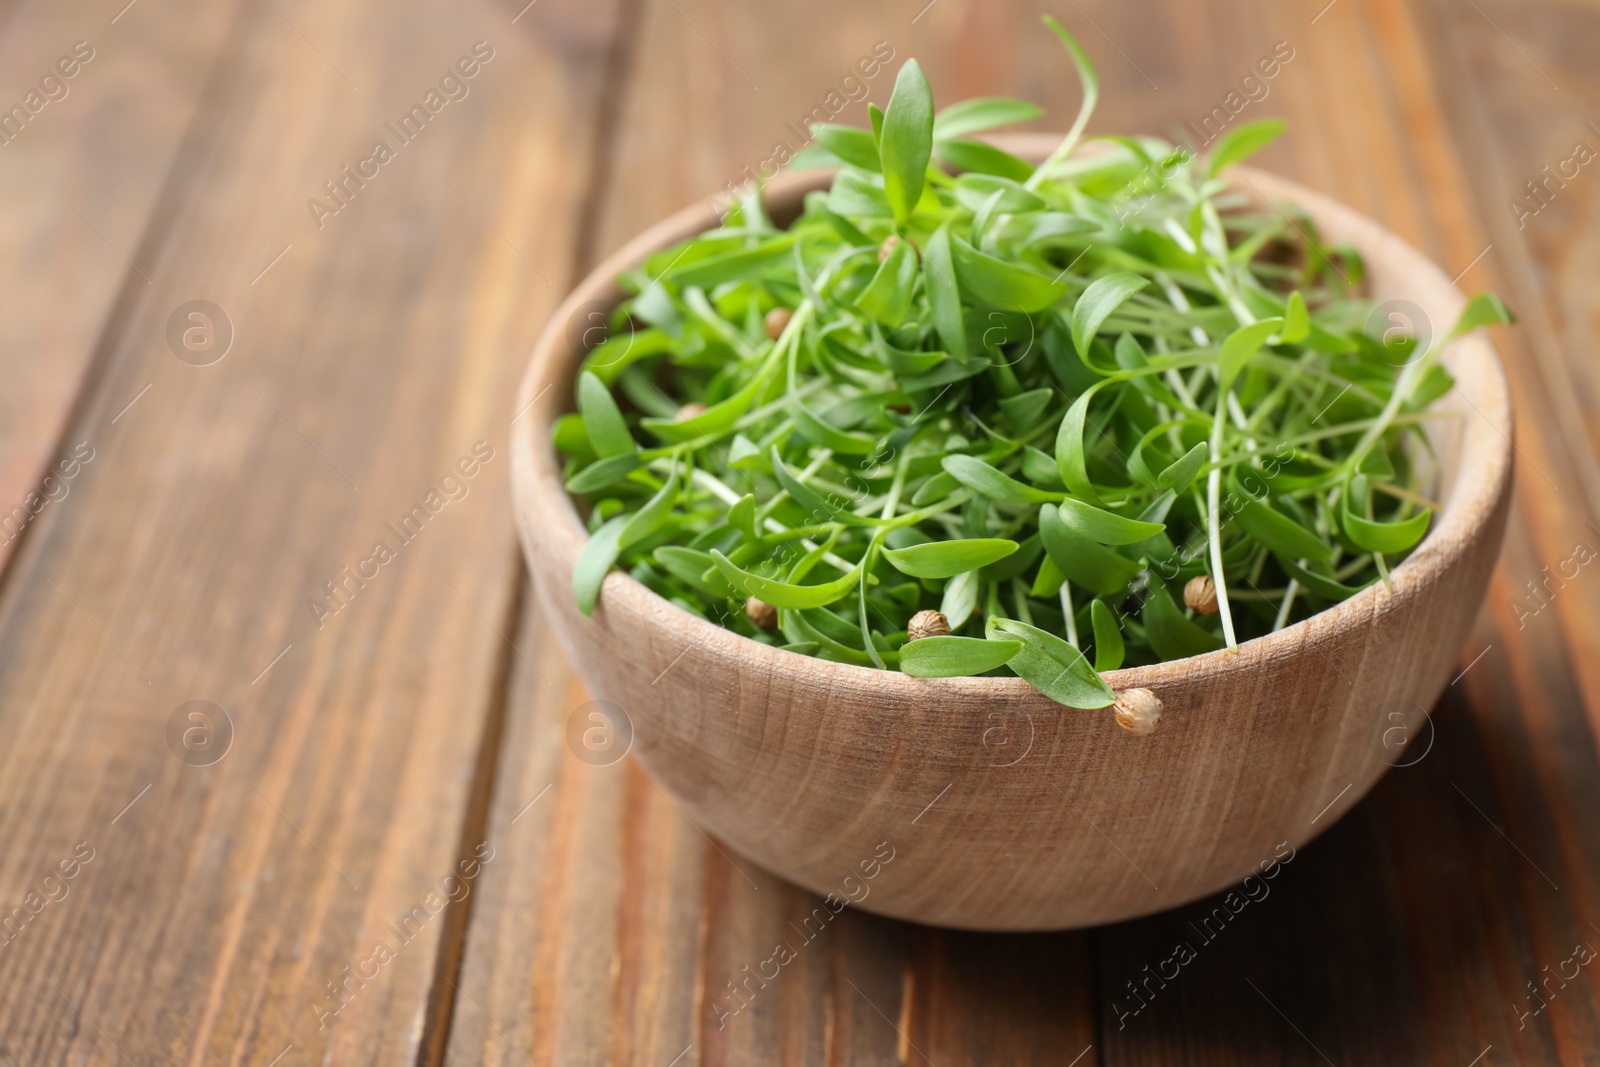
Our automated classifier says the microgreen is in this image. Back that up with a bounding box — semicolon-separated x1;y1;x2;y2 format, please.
556;22;1513;710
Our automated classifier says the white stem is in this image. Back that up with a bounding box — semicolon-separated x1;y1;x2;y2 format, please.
1156;272;1211;347
879;451;911;521
1273;577;1299;632
687;467;857;576
1059;580;1079;649
1206;398;1240;651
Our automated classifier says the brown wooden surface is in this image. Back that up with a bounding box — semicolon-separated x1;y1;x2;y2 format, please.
0;0;1595;1063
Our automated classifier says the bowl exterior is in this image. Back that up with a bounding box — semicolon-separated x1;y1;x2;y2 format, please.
511;149;1513;930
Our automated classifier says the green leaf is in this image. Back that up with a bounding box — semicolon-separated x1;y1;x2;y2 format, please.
873;327;945;378
811;124;881;172
950;234;1067;312
1022;446;1065;490
1030;552;1066;597
709;549;863;610
1281;558;1371;601
1036;17;1100;178
941;568;981;629
1358;445;1395;480
1406;364;1456;411
935;139;1035;182
828;168;892;218
980;533;1042;581
1038;503;1142;596
1281;291;1310;344
1218;318;1282;392
574;514;628;616
881;60;935;226
1090;599;1125;671
900;355;984;392
653;545;734;597
728;493;758;539
1304;322;1359;355
953;174;1046;214
934;97;1044;140
986;617;1116;709
789;399;878;455
1143;583;1223;659
577;371;634;458
942;455;1059;504
1071;274;1148;361
619;464;681;549
883;538;1019;579
1053;380;1111;504
1000;389;1055;432
552;412;594;462
1342;482;1432;554
924;226;968;362
899;636;1021;678
1157;442;1208;494
771;448;878;526
911;470;961;507
1207;118;1287;176
782;608;885;667
668;236;798;289
640;351;780;443
566;452;643;494
1055;497;1165;545
584;328;674;385
1449;292;1515;338
1234;493;1334;562
728;434;762;468
856;236;919;326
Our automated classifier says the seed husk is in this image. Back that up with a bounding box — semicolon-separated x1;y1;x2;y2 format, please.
1114;688;1163;735
907;609;951;641
763;307;793;340
1185;575;1219;616
746;596;778;631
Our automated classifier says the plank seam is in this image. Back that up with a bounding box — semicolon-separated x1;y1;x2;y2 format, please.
423;0;647;1055
415;559;528;1067
0;0;259;604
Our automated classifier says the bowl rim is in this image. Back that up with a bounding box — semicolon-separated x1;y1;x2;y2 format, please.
511;139;1513;697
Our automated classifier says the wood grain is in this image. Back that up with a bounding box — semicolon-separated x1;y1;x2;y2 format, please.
0;0;624;1061
0;0;241;576
0;0;1596;1062
466;0;1600;1063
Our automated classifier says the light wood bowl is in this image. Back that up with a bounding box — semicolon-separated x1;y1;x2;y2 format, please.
511;137;1513;930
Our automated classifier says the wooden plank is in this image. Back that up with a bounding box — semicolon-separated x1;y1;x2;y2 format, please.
0;0;624;1062
455;0;1600;1064
0;0;241;575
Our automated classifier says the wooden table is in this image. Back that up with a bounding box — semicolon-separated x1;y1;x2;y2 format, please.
0;0;1595;1062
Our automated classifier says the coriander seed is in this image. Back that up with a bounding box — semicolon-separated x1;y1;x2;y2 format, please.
763;307;793;340
1114;689;1163;736
907;610;950;641
1184;576;1219;616
746;597;778;631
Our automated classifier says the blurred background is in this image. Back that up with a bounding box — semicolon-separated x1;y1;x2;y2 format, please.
0;0;1596;1063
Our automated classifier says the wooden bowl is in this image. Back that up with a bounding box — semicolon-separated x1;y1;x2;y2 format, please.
510;138;1513;930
